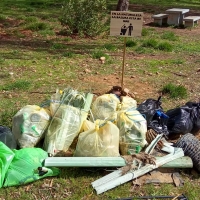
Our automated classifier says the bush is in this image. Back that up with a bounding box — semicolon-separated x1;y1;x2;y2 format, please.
162;83;187;98
59;0;107;37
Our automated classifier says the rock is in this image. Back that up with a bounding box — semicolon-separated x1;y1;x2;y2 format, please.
84;69;91;73
100;57;106;64
123;88;129;96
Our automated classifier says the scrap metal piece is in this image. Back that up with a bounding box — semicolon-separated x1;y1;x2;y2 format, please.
145;133;163;154
44;156;192;168
92;148;184;194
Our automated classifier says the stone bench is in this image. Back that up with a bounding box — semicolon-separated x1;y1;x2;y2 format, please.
183;16;200;27
152;14;169;26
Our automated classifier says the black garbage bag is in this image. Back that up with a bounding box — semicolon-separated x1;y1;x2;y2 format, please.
166;106;193;137
186;102;200;134
148;110;169;136
137;96;163;125
0;126;17;149
166;102;200;138
137;96;169;136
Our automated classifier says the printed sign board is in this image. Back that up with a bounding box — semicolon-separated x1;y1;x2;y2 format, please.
110;11;143;37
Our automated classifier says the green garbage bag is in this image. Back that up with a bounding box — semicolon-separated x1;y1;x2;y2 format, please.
3;148;60;187
0;142;15;188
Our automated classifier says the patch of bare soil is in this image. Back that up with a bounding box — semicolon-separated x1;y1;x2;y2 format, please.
81;74;158;102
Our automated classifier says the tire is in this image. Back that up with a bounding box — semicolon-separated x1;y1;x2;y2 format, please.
175;133;200;172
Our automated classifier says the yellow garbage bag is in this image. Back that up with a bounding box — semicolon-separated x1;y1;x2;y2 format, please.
117;109;147;155
91;94;120;121
120;96;137;111
74;120;120;157
12;105;50;148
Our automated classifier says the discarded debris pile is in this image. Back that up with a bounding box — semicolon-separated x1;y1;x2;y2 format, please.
0;85;199;191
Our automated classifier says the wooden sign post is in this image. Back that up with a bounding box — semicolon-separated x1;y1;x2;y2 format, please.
110;11;143;88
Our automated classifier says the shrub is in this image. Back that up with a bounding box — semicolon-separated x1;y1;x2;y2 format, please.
59;0;107;37
162;83;187;98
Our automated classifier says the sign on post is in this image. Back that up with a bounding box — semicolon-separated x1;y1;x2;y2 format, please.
110;11;143;88
110;11;143;37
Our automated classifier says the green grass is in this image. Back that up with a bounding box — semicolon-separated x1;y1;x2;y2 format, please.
157;41;173;52
103;43;117;51
25;22;51;31
126;39;137;47
162;83;187;98
91;49;109;59
0;80;31;91
142;38;158;48
0;0;199;199
161;31;178;41
0;14;7;20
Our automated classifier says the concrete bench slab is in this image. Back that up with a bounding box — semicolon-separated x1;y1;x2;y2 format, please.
152;14;169;26
165;8;189;26
183;16;200;27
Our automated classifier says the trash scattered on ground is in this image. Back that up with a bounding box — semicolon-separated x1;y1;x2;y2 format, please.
166;102;200;139
0;85;199;192
0;142;59;188
175;133;200;172
92;148;184;194
132;170;184;187
0;125;17;149
115;194;188;200
74;120;120;157
12;105;50;148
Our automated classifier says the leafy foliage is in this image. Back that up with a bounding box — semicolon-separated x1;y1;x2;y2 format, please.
59;0;107;37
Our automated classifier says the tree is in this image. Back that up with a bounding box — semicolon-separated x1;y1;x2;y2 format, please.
116;0;129;11
59;0;107;37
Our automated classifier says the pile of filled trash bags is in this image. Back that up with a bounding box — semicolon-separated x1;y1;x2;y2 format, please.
0;86;200;187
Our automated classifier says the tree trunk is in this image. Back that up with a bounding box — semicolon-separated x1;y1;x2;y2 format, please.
116;0;129;11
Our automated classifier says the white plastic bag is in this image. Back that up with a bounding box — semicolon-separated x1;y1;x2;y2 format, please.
74;120;120;157
44;105;81;156
12;105;50;148
117;109;147;155
91;94;120;121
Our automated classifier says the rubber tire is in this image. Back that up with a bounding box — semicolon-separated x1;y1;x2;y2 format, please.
175;133;200;172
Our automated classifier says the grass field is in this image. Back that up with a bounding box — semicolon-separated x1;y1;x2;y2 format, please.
0;0;200;199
